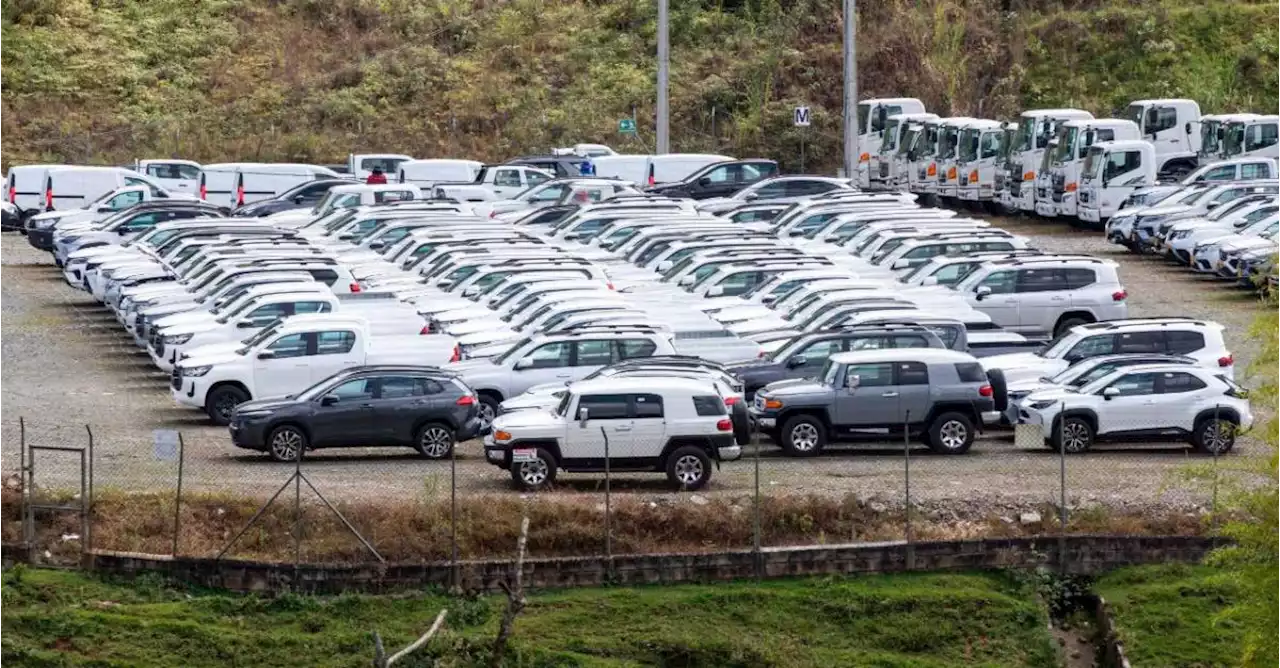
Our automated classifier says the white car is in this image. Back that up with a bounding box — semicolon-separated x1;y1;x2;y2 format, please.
1015;364;1252;454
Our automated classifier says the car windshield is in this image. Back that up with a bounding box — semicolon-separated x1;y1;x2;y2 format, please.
494;337;533;364
1082;148;1104;180
234;320;285;355
1051;127;1077;165
958;129;980;163
1013;117;1036;152
555;391;573;416
1040;329;1082;358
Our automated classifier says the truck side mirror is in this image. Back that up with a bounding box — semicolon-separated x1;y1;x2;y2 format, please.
256;350;276;360
320;394;340;406
974;286;992;301
656;260;673;272
368;240;385;251
577;406;590;426
786;355;808;369
1184;122;1192;134
921;276;939;286
1102;386;1120;400
513;357;533;371
678;275;695;286
698;176;712;187
846;374;861;389
237;319;256;328
706;286;725;297
293;195;305;204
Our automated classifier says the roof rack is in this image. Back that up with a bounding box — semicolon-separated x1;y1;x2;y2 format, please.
1082;317;1208;330
991;256;1108;266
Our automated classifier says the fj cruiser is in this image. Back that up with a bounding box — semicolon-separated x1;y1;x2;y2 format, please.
749;349;1000;456
485;377;749;490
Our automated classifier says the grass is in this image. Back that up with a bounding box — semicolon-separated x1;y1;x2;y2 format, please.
1;566;1060;667
1095;563;1245;668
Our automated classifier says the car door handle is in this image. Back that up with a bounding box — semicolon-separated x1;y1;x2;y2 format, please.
1050;296;1067;302
613;426;633;432
555;374;571;379
359;403;374;408
881;392;899;398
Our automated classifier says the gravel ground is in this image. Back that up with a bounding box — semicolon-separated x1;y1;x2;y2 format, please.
1;217;1271;507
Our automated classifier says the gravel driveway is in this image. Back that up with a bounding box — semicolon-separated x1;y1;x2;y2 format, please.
2;219;1269;508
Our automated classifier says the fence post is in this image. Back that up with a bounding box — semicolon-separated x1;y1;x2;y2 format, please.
294;438;303;572
601;426;613;583
451;435;459;591
85;424;93;554
904;410;913;570
1210;404;1221;544
172;432;185;557
1057;402;1068;574
752;418;762;580
20;417;30;548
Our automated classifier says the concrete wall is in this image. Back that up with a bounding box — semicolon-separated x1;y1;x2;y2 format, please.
0;534;1215;594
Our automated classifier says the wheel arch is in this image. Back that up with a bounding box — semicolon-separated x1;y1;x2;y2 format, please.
1194;406;1240;425
506;438;562;462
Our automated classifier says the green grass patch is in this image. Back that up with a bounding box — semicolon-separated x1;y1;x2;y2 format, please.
2;566;1059;667
1096;563;1245;668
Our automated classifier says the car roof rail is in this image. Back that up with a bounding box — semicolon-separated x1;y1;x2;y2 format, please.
1081;317;1206;329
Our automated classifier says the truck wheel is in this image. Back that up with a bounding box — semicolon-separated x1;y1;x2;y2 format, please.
926;412;974;454
510;448;557;491
666;446;712;491
1191;417;1236;455
205;385;249;426
1051;416;1094;453
414;422;455;459
267;424;309;462
730;401;751;446
780;415;826;457
986;369;1008;412
476;394;501;430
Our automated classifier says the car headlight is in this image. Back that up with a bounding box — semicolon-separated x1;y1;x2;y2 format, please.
59;235;80;244
181;365;212;377
234;409;272;420
1029;400;1058;410
164;333;194;345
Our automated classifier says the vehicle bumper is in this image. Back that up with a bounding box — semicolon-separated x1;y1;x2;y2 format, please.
981;410;1002;426
1034;200;1058;217
456;416;484;442
228;417;271;450
1078;207;1101;223
958;187;980;201
170;377;207;409
718;444;742;462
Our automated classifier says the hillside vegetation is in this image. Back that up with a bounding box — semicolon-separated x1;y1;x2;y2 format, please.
2;0;1276;172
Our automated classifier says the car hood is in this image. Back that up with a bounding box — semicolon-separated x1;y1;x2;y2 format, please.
178;348;244;368
491;409;564;432
1223;237;1276;252
725;360;784;376
1005;377;1065;396
159;319;221;337
234;397;302;414
981;352;1067;382
1139;204;1194;219
758;377;828;397
154;311;216;329
1021;386;1082;404
448;357;505;373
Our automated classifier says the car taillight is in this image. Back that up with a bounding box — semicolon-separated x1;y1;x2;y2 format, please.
456;395;475;406
449;344;461;362
7;186;14;202
607;282;615;290
978;384;994;397
199;183;207;200
45;188;53;211
489;211;497;218
724;396;738;406
757;350;767;359
716;419;732;431
1218;354;1234;367
349;282;361;292
420;324;432;335
1112;289;1127;301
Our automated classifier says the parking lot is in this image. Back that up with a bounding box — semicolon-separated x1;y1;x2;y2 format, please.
3;215;1269;507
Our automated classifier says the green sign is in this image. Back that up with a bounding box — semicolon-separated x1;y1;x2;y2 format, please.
618;118;637;135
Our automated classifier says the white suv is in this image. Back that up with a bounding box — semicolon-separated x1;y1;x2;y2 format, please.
982;317;1235;384
484;377;746;490
951;257;1128;338
1015;364;1252;453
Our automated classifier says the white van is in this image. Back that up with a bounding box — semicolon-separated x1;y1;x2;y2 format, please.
398;159;484;188
135;159;202;197
347;153;414;181
43;166;170;212
646;154;734;185
592;155;652;184
6;164;70;215
200;163;339;208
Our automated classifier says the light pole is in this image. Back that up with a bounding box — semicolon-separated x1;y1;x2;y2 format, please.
656;0;670;154
842;0;857;179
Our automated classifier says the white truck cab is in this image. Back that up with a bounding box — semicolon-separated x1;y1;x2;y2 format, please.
907;119;943;199
347;153;413;181
432;165;555;202
1222;114;1279;160
1196;114;1247;161
1122;98;1202;178
855;98;927;188
135;160;202;197
1006;109;1094;213
396;159;484;189
1035;118;1140;218
933;117;979;201
954;119;1006;206
1076;140;1158;225
874;112;939;191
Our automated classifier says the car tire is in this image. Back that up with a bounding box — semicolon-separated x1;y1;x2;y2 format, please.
780;415;826;457
1053;315;1093;338
267;424;309;463
414;422;455;459
730;401;751;446
1191;416;1236;455
1051;416;1094;453
665;445;713;491
476;394;501;430
205;385;249;426
986;369;1008;412
510;447;557;491
926;412;975;454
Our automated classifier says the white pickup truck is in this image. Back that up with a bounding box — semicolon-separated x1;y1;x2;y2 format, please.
171;314;458;424
431;165;554;202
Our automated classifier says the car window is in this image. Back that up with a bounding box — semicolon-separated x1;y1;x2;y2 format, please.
1061;268;1096;290
616;339;657;360
892;335;931;348
954;362;986;383
108;190;144;209
1106;372;1159;396
692;395;727;416
378;375;442;399
574;340;615;367
845;362;895;388
1201;165;1237;182
329;378;375;400
265;333;308;359
525;171;551;187
1240;163;1271;180
1066;334;1116;360
1164;330;1205;354
308;269;340;286
1160;372;1207;394
1015;268;1063;293
1115;331;1164;354
494;169;522;188
847;336;892;351
896;361;929;385
755;182;789;198
577;394;629;420
976;270;1016;295
523;341;572;368
632;393;664;418
795;339;843;368
246;303;291;325
315;330;357;355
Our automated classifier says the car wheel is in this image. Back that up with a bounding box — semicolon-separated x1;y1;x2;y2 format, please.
1051;416;1094;453
414;423;455;459
986;369;1008;412
267;425;308;462
665;446;712;491
510;448;557;491
476;395;501;431
205;385;249;426
926;412;974;454
1053;316;1092;338
1192;417;1236;455
780;415;826;457
730;401;751;446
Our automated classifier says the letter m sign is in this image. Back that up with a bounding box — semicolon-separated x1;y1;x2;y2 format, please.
793;106;811;127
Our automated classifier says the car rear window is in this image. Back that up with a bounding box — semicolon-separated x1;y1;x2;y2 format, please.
692;395;727;416
1165;330;1205;354
954;362;986;383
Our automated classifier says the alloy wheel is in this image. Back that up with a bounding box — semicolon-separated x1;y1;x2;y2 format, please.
1061;421;1090;453
673;455;704;485
270;429;303;462
938;420;968;451
518;459;548;486
419;426;453;458
789;423;819;452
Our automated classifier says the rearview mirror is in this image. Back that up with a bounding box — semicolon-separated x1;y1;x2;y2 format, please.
513;357;533;370
1102;386;1120;400
974;286;992;301
320;394;340;406
786;355;808;369
256;350;276;360
577;406;590;426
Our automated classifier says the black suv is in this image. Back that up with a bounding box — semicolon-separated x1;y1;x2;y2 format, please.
233;178;358;217
728;325;947;399
645;160;779;199
228;365;482;461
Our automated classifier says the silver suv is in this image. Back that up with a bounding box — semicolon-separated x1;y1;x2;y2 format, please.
952;257;1128;338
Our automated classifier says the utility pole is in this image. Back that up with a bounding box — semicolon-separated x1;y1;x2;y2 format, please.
656;0;670;154
842;0;857;179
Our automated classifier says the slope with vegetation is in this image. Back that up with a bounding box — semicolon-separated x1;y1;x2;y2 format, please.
2;0;1276;172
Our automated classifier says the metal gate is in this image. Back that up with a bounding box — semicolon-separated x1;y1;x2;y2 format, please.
18;418;91;566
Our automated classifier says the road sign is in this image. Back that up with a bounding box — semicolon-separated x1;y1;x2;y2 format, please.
152;429;180;462
618;118;637;135
794;106;811;127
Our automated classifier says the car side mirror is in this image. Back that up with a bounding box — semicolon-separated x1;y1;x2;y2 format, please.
1102;386;1120;400
320;394;340;406
256;350;276;360
706;286;725;297
698;176;712;187
846;374;861;389
678;275;695;286
368;240;385;251
921;276;939;286
338;232;356;241
293;195;305;204
892;258;910;270
237;319;256;328
974;286;992;301
97;205;115;213
787;229;806;237
743;192;760;201
577;406;590;426
513;357;533;370
117;227;131;235
786;355;807;369
656;260;673;272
